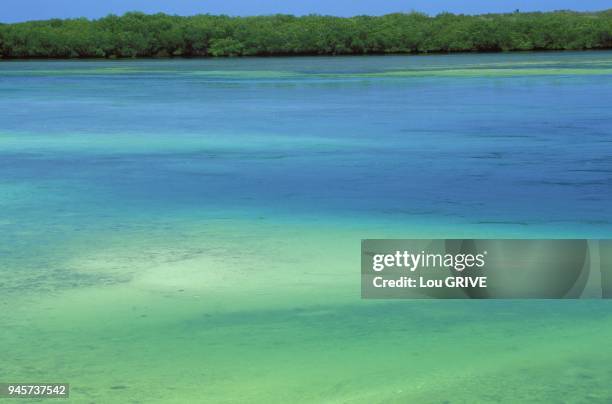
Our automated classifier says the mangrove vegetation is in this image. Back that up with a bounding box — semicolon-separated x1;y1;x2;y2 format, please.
1;10;611;58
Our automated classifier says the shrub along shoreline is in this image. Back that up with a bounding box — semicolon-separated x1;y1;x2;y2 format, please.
1;10;611;58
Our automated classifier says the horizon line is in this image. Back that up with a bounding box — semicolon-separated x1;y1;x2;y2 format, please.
3;8;612;24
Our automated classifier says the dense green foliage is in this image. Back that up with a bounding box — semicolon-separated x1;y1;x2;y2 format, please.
1;10;612;58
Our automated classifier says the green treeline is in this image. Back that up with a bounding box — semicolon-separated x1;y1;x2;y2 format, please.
1;10;612;58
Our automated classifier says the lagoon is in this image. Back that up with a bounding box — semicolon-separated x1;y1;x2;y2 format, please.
1;51;612;403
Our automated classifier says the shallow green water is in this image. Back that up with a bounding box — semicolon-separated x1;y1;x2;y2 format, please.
1;52;612;403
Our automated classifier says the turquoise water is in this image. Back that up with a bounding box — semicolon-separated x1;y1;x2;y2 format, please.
1;52;612;403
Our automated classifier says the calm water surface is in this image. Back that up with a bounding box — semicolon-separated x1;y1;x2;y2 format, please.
1;52;612;403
